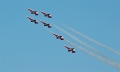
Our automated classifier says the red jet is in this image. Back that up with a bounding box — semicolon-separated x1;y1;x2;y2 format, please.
53;33;64;40
27;16;38;24
40;20;51;28
64;45;75;53
40;11;52;18
28;8;38;16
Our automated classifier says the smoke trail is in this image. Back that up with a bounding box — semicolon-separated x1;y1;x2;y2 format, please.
46;28;53;33
62;24;120;56
52;24;109;58
64;39;120;69
52;24;120;68
46;28;120;69
53;5;120;56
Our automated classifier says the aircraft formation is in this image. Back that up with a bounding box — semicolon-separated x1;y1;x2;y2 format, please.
26;8;120;69
27;8;76;53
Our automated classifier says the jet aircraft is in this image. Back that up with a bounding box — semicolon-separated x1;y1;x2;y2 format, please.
28;8;38;16
27;16;38;24
64;45;75;53
40;11;52;18
40;20;51;28
53;33;64;40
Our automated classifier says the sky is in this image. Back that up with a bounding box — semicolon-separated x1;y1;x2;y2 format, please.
0;0;120;72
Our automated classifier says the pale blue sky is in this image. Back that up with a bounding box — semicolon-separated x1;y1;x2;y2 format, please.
0;0;120;72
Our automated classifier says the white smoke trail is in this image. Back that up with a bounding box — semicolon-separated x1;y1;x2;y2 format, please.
54;5;120;56
62;24;120;56
46;28;120;69
52;24;110;58
64;39;120;69
52;24;120;68
46;28;53;33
